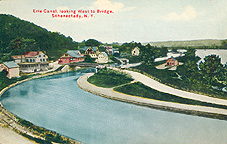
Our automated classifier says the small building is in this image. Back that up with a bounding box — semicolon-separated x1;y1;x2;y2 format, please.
118;58;129;65
96;52;108;63
0;61;19;79
80;47;99;58
102;45;113;55
112;48;120;56
58;50;84;64
166;57;178;66
131;47;140;56
12;51;50;73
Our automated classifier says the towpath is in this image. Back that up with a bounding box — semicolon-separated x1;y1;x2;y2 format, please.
77;73;227;117
123;70;227;106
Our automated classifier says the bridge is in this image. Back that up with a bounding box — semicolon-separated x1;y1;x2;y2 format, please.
68;62;100;67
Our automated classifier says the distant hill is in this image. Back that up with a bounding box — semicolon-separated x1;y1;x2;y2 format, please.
0;14;79;61
145;39;224;48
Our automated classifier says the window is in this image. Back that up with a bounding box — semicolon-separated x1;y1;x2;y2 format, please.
39;55;41;57
40;59;42;62
43;55;45;57
43;59;45;61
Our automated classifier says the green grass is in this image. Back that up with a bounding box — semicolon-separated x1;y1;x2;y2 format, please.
133;63;227;99
87;69;133;88
114;82;227;110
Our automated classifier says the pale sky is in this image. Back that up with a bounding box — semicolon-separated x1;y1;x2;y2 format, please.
0;0;227;43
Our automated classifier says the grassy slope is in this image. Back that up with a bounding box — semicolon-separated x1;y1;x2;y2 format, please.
87;69;133;88
0;14;78;61
114;82;227;110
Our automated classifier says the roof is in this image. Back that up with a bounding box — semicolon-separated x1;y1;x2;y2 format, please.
80;47;87;51
132;47;140;50
101;52;108;57
103;45;112;49
3;61;19;68
91;47;98;52
80;47;98;52
23;51;40;57
112;48;119;51
167;56;177;61
12;51;46;59
12;55;25;59
66;50;83;58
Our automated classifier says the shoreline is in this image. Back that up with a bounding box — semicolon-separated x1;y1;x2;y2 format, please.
0;70;82;144
77;73;227;121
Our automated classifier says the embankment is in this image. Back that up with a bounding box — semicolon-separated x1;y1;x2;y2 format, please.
77;73;227;121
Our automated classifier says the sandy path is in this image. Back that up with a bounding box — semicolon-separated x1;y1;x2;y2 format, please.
0;126;35;144
77;73;227;116
124;70;227;106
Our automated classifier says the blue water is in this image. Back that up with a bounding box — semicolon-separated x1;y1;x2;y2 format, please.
1;71;227;144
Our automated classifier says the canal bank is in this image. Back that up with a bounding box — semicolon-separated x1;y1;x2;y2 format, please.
77;73;227;120
0;70;82;144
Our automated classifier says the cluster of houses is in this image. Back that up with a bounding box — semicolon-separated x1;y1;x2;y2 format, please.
0;44;180;79
0;45;122;79
0;51;50;79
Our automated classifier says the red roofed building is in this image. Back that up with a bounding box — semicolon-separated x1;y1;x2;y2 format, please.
166;57;178;66
12;51;49;73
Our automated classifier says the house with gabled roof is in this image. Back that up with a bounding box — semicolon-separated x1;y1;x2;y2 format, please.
96;52;108;63
12;51;48;63
80;47;99;58
131;47;140;56
58;50;84;64
0;61;19;78
12;51;50;73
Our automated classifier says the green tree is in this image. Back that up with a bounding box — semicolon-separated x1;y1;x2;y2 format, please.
139;45;154;64
221;39;227;49
84;55;94;62
199;55;224;85
85;39;102;47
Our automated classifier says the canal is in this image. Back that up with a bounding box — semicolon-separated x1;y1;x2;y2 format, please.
1;70;227;144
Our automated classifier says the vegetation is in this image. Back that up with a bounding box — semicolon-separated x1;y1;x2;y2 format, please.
84;55;96;63
87;69;133;88
17;117;74;144
85;39;102;47
0;14;80;62
0;71;31;91
133;48;227;99
114;82;227;110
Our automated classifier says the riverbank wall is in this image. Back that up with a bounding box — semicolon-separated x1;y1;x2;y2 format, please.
77;73;227;121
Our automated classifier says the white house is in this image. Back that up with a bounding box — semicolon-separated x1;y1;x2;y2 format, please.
12;51;50;73
96;52;108;63
131;47;140;56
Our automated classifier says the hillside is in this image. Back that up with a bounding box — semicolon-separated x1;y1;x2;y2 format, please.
0;14;78;62
146;39;224;48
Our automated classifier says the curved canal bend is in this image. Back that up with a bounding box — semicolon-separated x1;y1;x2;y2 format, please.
1;70;227;144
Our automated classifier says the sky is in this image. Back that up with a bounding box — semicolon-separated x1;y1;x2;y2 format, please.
0;0;227;43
